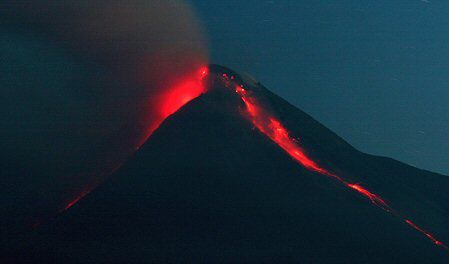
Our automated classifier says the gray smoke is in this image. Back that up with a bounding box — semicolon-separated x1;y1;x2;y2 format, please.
0;0;208;222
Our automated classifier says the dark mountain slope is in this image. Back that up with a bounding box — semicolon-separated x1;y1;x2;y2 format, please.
259;83;449;242
18;66;449;263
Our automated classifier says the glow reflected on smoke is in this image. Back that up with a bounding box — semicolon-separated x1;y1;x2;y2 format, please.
13;0;210;224
58;67;208;215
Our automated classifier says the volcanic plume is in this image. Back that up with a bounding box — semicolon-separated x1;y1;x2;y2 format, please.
0;0;208;228
12;65;449;263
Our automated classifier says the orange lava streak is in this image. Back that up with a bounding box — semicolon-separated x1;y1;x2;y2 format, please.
240;96;331;176
229;74;449;252
62;190;90;212
347;183;391;211
406;220;449;250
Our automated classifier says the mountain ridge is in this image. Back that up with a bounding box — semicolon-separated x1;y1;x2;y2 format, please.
15;65;449;262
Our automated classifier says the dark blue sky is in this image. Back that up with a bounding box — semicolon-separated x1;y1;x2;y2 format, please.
192;0;449;175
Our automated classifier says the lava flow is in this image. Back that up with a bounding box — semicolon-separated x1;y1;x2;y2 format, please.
221;72;449;252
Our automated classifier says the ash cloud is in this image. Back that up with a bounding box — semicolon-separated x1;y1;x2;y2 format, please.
0;0;208;224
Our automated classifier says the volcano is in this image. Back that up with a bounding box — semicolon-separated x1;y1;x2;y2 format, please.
14;65;449;262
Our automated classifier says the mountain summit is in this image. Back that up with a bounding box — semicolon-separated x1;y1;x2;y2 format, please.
17;65;449;262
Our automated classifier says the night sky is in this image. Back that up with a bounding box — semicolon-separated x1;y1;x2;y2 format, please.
192;0;449;175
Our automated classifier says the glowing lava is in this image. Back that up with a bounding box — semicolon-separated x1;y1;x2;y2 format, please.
59;67;208;214
160;67;209;118
221;72;449;252
346;183;391;211
62;190;91;212
406;219;449;251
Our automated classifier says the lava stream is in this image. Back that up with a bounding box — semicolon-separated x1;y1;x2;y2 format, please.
229;75;448;252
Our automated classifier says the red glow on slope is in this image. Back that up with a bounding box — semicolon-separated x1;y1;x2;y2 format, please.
200;66;209;77
59;67;208;215
235;85;246;95
62;189;91;212
227;73;449;252
161;79;204;117
406;220;449;250
239;94;334;177
160;68;208;118
347;183;390;211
